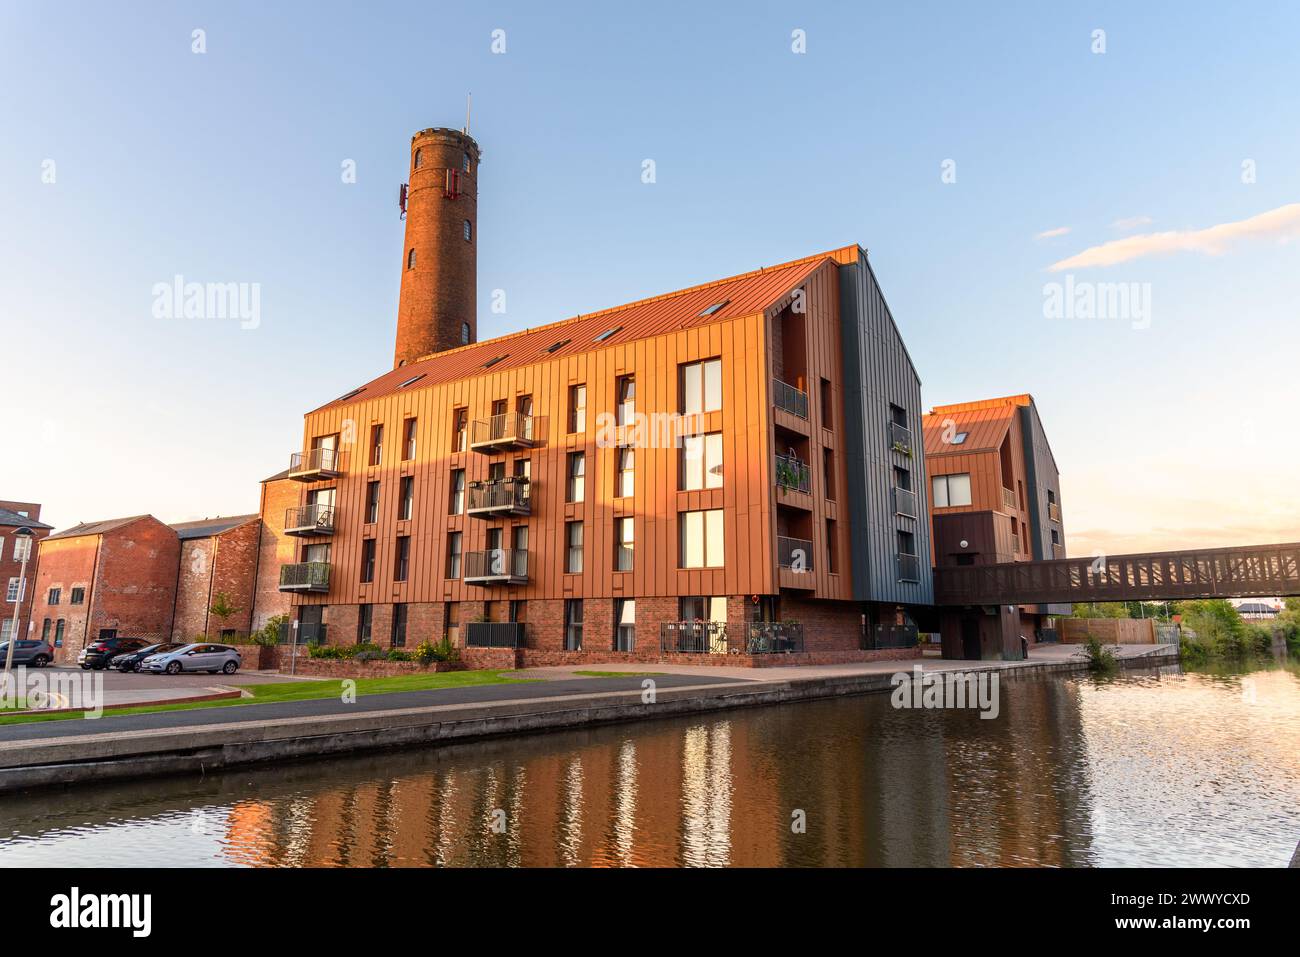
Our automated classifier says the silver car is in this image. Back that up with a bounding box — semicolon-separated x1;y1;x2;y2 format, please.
141;643;241;675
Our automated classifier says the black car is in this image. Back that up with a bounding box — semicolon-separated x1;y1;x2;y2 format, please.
110;641;183;672
78;636;152;670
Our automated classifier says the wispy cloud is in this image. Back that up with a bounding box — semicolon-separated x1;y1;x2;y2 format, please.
1034;226;1071;240
1048;203;1300;271
1111;215;1152;231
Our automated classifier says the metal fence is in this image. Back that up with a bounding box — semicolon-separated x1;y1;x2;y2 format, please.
467;477;531;513
470;412;535;448
866;624;919;650
463;549;529;581
747;621;805;654
894;486;917;518
465;621;526;648
659;621;729;654
778;536;815;571
896;552;921;583
659;621;806;655
289;447;340;474
278;562;331;591
285;503;335;534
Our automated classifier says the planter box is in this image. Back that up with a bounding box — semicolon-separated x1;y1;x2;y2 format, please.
285;658;466;678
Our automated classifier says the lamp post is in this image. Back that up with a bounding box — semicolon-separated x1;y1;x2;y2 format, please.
4;526;35;691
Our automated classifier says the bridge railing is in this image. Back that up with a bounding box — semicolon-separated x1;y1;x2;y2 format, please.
934;542;1300;606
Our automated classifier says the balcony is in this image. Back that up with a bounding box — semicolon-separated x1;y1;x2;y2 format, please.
284;504;335;537
894;486;917;518
889;421;913;456
772;378;809;419
278;562;330;593
465;621;526;648
778;535;814;572
469;412;537;453
1001;487;1017;511
288;447;342;482
463;548;529;586
1010;533;1022;556
467;477;531;518
897;552;921;582
774;454;812;494
1049;501;1062;523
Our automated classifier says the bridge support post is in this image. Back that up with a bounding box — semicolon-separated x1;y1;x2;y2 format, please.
939;606;1025;661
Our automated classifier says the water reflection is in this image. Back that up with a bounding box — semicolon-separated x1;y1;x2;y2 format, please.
0;664;1296;867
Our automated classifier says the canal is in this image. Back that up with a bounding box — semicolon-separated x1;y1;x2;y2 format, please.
1;661;1296;867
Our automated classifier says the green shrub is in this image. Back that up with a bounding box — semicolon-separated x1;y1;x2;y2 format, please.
1080;634;1118;672
386;648;415;662
251;614;288;648
414;637;458;665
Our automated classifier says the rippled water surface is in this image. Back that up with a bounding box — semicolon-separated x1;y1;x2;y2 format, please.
1;662;1296;867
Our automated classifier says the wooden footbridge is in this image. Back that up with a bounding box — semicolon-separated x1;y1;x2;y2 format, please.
934;541;1300;607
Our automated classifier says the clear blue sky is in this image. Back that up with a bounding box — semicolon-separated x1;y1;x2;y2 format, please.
3;1;1298;553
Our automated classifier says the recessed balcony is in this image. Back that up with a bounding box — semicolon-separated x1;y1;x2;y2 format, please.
288;448;342;482
469;412;538;453
1049;502;1062;523
467;477;531;518
279;562;331;593
894;486;917;518
774;453;812;494
772;377;809;419
284;504;335;537
888;421;913;457
463;548;529;586
897;552;921;583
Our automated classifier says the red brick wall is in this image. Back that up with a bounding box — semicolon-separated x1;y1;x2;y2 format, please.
172;538;215;640
28;530;95;653
1;503;49;645
172;520;260;642
251;477;298;632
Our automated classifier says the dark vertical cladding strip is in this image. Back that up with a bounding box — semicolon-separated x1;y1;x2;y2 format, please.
838;247;934;606
1020;405;1044;560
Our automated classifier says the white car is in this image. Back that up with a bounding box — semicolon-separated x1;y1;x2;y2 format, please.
141;643;241;675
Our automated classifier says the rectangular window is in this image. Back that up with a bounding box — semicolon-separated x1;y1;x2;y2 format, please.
509;599;526;623
452;408;468;452
399;475;414;520
569;384;587;433
567;452;585;503
826;518;839;574
41;619;51;641
13;537;31;562
1051;528;1060;546
369;423;384;467
449;469;465;514
446;532;462;579
679;358;722;415
680;432;724;490
48;587;61;605
614;517;634;571
395;536;410;581
445;601;460;645
360;539;376;583
616;375;635;427
565;521;584;574
680;596;727;623
820;377;833;427
931;473;972;508
565;599;583;651
615;446;634;497
366;481;380;523
391;603;408;647
824;449;836;500
357;604;373;643
70;587;85;605
680;509;724;569
403;418;417;460
614;599;635;652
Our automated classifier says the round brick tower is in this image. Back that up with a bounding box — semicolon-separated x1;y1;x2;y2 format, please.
394;127;481;367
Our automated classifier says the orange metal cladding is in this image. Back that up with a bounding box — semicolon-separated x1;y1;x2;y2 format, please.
290;249;860;610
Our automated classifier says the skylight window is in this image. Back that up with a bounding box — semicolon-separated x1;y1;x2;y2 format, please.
482;355;508;368
545;338;571;354
398;374;426;389
594;326;623;342
337;388;364;401
698;299;730;317
950;431;969;445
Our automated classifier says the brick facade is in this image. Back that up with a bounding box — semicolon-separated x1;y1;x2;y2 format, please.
251;474;298;633
0;500;51;645
172;518;260;642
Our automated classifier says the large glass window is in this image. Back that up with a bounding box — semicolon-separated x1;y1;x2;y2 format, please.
614;599;635;652
615;446;634;497
680;432;723;490
565;521;583;574
565;599;583;651
679;358;722;415
395;536;410;581
446;532;462;579
680;509;724;568
616;376;635;427
567;452;586;503
931;473;972;508
360;539;376;583
449;469;465;514
399;476;414;520
391;603;408;647
569;384;587;433
614;517;634;571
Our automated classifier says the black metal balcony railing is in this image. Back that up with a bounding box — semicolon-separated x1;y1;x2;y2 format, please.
778;535;814;572
463;548;529;584
772;377;809;419
889;421;913;456
469;412;537;452
467;476;531;516
866;624;919;650
894;486;917;518
660;621;729;655
278;562;330;592
774;453;812;493
288;447;341;480
746;621;805;654
897;552;921;583
465;621;526;648
1049;501;1062;523
284;503;335;536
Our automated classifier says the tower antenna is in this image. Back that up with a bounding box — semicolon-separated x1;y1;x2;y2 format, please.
464;93;472;135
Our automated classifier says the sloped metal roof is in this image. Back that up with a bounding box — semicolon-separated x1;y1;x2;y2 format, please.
169;514;259;540
45;515;155;541
922;395;1033;456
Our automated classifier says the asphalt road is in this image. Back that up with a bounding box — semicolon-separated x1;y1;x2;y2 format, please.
0;673;748;744
40;665;286;689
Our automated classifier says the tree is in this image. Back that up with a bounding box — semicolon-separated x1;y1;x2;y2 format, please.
209;592;242;637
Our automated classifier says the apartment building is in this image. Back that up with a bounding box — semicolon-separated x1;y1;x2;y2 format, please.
0;501;52;645
921;394;1069;654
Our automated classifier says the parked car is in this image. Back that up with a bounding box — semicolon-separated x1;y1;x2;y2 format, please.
110;641;183;673
78;636;153;670
140;643;241;675
0;639;54;668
